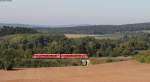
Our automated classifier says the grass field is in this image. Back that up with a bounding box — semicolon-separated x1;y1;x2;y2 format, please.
65;33;123;39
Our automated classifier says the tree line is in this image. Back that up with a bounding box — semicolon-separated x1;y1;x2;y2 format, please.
0;26;37;36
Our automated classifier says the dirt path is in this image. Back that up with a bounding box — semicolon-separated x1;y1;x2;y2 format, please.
1;60;150;82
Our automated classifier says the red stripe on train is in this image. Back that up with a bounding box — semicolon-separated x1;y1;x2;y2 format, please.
32;54;60;58
32;54;88;59
61;54;88;59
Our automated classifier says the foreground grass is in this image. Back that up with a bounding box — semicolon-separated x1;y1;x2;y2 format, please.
90;57;133;64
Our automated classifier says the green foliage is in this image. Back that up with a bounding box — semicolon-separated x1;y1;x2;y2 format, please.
0;49;22;70
135;50;150;63
0;30;150;68
15;59;81;68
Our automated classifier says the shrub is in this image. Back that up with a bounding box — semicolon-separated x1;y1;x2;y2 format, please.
135;50;150;63
0;60;3;69
15;59;81;68
105;58;114;63
0;49;21;70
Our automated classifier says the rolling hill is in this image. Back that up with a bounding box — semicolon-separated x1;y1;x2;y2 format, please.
36;22;150;34
1;22;150;34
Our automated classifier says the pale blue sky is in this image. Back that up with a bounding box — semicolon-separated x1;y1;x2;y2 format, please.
0;0;150;26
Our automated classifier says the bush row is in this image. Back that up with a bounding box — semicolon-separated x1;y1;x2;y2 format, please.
0;59;82;70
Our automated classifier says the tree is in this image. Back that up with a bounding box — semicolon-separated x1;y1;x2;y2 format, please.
0;49;21;70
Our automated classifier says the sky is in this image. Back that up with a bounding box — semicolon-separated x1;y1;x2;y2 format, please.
0;0;150;26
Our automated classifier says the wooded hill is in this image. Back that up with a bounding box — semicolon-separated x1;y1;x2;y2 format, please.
0;26;38;36
36;23;150;34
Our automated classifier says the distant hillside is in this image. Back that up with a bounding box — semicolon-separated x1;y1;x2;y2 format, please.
36;23;150;34
1;22;150;34
0;26;38;36
0;23;34;28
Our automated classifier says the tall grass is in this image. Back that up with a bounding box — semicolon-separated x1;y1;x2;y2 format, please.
135;50;150;63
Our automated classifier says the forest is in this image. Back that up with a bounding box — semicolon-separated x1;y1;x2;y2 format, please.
0;26;150;70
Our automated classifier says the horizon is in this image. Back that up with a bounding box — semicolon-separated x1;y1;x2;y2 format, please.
1;22;150;28
1;22;150;27
0;0;150;26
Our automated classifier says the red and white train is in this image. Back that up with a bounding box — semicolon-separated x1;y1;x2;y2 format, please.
32;54;88;59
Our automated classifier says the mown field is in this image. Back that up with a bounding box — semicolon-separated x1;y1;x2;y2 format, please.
65;33;123;39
